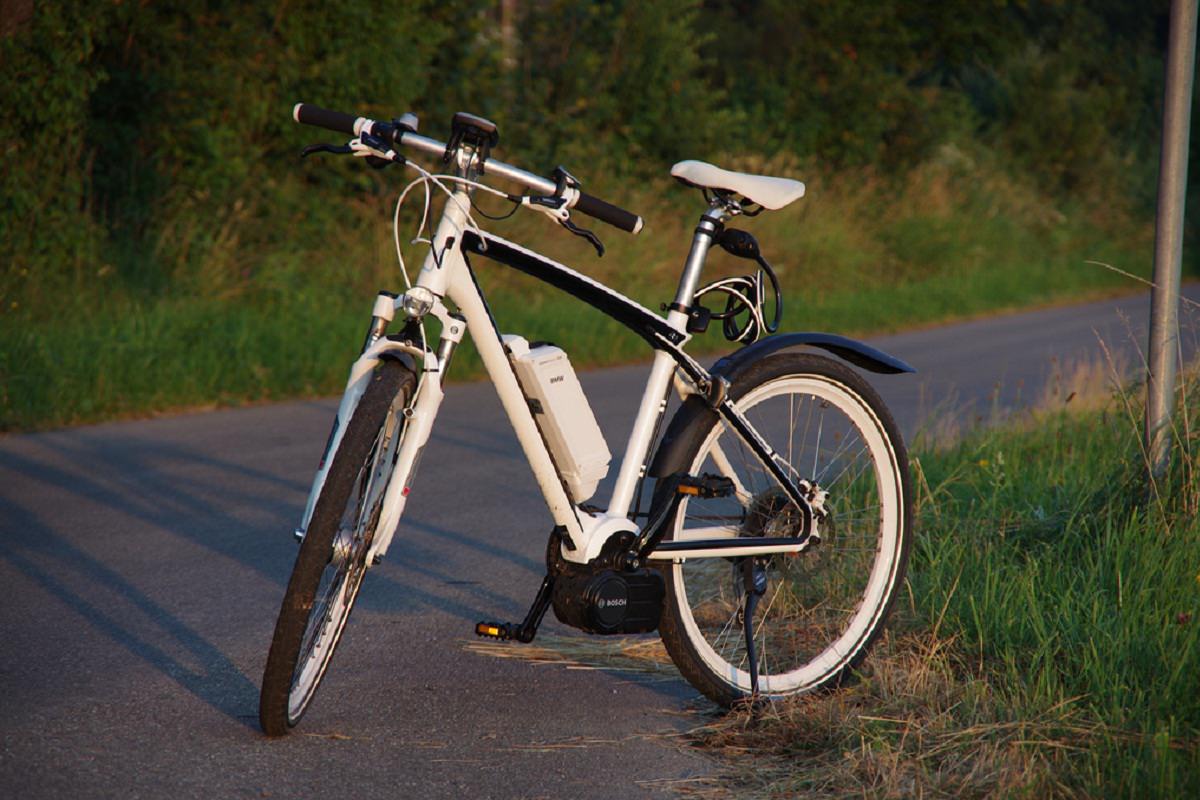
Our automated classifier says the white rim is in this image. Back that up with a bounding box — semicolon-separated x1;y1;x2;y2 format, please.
672;373;905;695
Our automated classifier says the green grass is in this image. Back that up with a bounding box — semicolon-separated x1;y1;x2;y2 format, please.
0;150;1162;431
686;377;1200;797
909;398;1200;795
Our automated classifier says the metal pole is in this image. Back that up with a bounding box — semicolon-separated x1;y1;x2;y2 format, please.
1146;0;1198;482
500;0;518;71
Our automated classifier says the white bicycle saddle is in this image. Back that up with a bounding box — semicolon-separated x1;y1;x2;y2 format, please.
670;160;805;210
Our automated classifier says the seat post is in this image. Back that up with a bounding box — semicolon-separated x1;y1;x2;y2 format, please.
669;205;728;327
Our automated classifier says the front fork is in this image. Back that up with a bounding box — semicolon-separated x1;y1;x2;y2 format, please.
294;292;465;568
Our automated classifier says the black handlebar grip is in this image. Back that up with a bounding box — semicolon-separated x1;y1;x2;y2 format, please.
293;103;360;136
573;192;644;234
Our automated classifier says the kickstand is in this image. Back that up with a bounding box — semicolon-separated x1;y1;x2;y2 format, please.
475;575;554;643
741;558;768;699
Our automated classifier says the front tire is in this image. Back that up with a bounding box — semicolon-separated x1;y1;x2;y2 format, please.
657;353;912;706
259;360;415;736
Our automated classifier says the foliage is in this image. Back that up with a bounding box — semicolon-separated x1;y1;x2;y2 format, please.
0;0;1189;429
1;3;107;311
699;0;1005;167
0;148;1156;431
983;2;1169;201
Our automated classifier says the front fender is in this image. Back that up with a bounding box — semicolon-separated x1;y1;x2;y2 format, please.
647;332;913;478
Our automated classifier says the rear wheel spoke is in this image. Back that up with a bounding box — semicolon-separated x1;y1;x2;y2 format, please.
658;354;911;706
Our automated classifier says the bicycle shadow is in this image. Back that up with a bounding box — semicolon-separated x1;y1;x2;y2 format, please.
0;422;550;586
0;423;576;725
0;501;261;730
350;519;698;703
0;432;301;581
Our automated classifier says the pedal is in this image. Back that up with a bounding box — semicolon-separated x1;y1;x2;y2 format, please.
475;621;516;641
677;473;735;499
473;575;555;644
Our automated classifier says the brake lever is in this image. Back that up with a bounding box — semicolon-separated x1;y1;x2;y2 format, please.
301;143;352;158
520;193;605;256
562;217;605;257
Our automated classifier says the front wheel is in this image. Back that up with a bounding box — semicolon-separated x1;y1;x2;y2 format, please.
657;353;912;706
259;359;415;736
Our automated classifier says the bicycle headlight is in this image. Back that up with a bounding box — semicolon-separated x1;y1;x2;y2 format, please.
400;286;436;319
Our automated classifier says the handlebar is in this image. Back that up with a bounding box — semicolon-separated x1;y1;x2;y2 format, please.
292;102;643;235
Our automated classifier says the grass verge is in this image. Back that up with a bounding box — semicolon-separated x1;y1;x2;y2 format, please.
675;373;1200;797
1;149;1165;432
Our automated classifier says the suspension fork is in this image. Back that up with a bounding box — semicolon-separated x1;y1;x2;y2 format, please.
295;292;422;541
365;304;466;565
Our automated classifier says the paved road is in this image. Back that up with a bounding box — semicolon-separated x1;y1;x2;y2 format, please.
1;286;1197;799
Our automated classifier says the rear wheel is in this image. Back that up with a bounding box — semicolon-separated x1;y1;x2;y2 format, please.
657;353;911;706
259;359;415;735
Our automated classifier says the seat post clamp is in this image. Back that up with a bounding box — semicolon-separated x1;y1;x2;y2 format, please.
694;218;723;239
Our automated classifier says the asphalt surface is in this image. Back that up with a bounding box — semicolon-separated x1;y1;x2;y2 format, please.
1;285;1197;799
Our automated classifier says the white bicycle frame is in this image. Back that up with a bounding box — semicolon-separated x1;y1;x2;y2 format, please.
294;126;817;568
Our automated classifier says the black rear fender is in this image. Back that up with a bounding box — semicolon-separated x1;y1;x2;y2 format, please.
711;332;914;382
647;333;913;478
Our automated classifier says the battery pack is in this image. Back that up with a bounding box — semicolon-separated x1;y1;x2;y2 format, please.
504;335;611;503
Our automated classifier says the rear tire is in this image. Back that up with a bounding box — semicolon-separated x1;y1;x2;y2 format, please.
259;360;415;736
657;353;912;707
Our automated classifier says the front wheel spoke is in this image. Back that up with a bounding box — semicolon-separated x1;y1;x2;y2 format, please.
299;567;346;663
263;363;418;735
295;464;375;683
